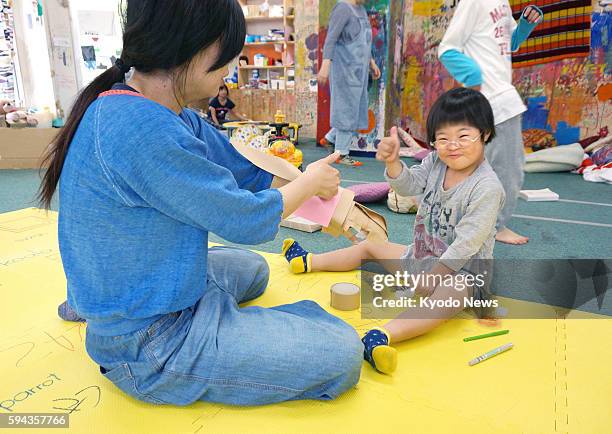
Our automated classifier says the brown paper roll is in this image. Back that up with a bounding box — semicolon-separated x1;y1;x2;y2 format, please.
330;283;360;311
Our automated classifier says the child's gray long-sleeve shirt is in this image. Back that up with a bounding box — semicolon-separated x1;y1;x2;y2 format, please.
322;2;369;60
385;153;505;272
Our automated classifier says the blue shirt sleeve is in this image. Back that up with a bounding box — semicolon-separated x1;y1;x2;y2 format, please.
98;103;282;245
322;3;352;60
511;6;543;52
181;109;273;193
439;49;483;87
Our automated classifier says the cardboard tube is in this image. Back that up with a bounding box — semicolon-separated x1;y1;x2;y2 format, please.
330;283;360;311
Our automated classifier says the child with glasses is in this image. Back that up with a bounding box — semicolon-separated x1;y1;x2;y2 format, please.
281;88;505;374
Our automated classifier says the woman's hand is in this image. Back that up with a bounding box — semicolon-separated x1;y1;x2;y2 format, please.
277;152;340;218
304;152;341;200
318;59;331;85
370;60;381;80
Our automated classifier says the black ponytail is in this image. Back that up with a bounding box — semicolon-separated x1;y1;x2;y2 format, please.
38;0;246;209
38;64;127;209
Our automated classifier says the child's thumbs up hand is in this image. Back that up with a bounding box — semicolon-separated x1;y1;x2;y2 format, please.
376;127;401;164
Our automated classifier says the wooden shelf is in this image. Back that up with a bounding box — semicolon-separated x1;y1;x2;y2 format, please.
244;41;285;47
245;16;284;22
239;65;286;69
243;41;294;47
238;1;296;91
235;88;296;92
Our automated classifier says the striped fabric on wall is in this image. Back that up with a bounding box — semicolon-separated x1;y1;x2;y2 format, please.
510;0;592;67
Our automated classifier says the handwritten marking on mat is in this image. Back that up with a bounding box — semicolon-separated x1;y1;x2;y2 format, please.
0;373;62;413
15;233;45;242
191;407;224;433
52;385;101;414
0;342;35;367
0;249;54;267
0;217;52;233
1;324;84;368
43;331;75;352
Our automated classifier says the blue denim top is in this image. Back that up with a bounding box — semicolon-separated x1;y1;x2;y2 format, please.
59;84;282;336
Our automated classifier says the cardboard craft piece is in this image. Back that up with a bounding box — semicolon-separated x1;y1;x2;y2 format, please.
322;202;389;243
293;192;342;227
280;215;322;233
346;203;388;243
322;189;356;238
231;140;388;242
232;140;302;181
322;189;388;243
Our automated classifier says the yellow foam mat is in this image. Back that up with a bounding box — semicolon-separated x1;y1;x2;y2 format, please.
1;208;610;433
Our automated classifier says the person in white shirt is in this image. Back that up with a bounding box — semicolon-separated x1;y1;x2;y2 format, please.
438;0;543;245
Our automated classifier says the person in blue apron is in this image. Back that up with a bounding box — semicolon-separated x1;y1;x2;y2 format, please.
319;0;381;167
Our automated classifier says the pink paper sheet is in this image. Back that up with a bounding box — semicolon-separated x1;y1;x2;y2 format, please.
293;192;341;227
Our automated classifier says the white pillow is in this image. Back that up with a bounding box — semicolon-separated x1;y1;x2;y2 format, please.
524;143;584;173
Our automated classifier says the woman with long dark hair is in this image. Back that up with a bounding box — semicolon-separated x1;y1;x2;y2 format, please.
39;0;362;406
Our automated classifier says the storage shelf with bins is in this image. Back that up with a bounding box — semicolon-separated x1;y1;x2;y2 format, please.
0;0;19;104
237;0;295;91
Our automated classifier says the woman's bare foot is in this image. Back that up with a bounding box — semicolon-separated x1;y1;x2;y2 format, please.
495;228;529;245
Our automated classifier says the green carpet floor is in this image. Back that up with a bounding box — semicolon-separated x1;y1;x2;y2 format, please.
1;140;611;260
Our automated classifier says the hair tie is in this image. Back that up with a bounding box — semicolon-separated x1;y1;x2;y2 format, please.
115;58;131;74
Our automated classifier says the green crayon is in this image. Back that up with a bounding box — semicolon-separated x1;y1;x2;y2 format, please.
463;329;509;342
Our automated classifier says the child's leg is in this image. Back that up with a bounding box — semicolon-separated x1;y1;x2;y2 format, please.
282;239;406;274
383;277;472;343
312;241;407;272
282;239;406;375
485;115;529;245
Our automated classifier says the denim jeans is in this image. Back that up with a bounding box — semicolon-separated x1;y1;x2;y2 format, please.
325;128;357;156
85;246;363;406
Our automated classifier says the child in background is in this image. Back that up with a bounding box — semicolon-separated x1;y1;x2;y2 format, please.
282;88;505;374
208;84;248;126
438;2;543;245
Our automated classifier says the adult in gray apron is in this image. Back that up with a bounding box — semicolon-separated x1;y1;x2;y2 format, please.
321;1;373;164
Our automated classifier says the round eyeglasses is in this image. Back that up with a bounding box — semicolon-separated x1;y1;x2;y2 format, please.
431;134;482;149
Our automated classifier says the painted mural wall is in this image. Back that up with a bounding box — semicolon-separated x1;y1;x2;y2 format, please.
317;0;390;152
388;0;611;146
294;0;319;138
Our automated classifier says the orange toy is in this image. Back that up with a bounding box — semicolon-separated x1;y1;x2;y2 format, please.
267;140;303;168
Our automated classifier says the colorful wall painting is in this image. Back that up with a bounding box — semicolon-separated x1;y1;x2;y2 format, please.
387;0;610;146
